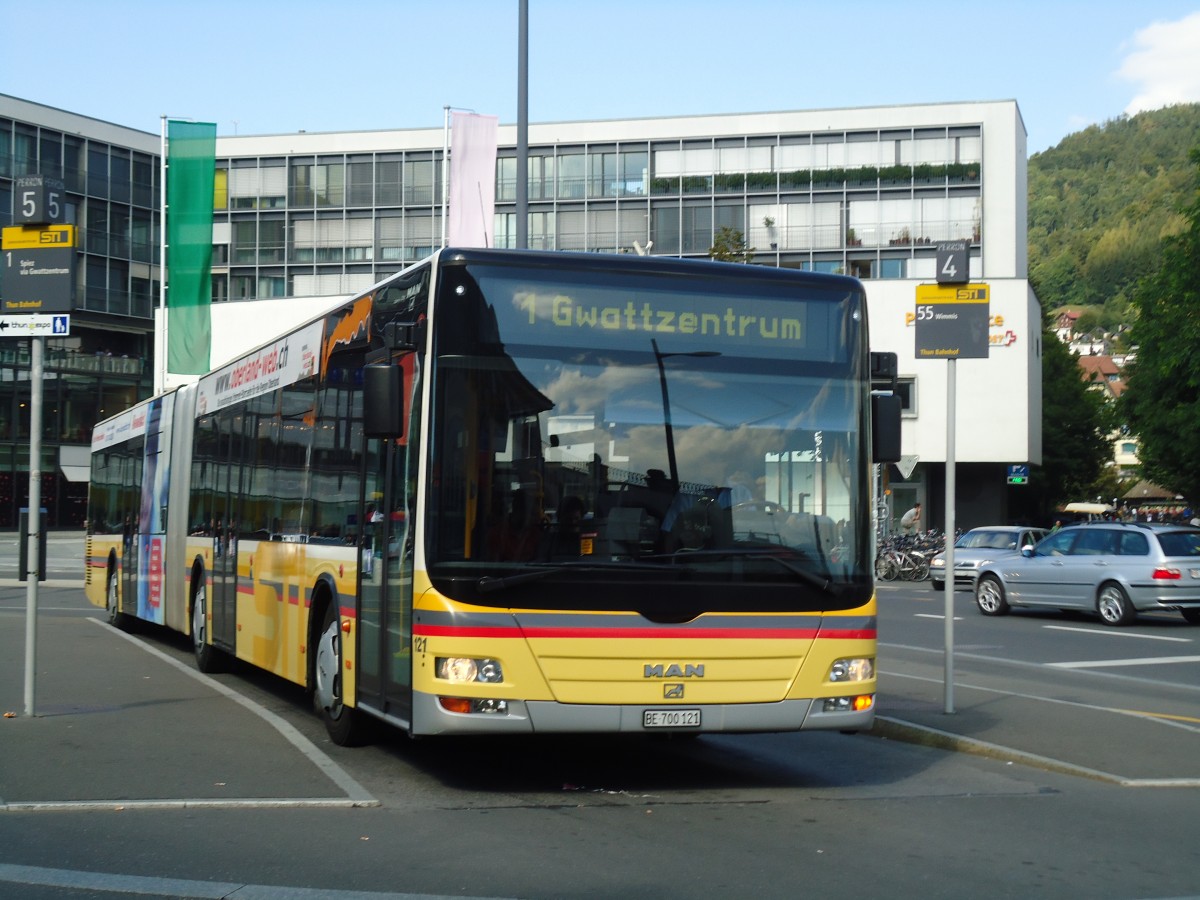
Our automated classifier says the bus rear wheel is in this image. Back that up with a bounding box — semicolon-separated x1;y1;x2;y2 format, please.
191;581;226;673
314;602;370;746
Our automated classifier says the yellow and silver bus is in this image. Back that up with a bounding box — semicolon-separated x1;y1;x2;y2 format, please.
86;248;899;744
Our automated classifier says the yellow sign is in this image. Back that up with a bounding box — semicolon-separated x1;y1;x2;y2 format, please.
915;283;989;304
1;224;77;250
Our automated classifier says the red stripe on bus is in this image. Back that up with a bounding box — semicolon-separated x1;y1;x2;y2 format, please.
412;625;835;641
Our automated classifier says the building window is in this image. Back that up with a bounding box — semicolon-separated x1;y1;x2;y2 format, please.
895;377;916;415
496;157;516;203
346;159;373;207
314;160;344;207
87;143;109;197
680;203;712;254
377;160;402;206
230;165;286;209
557;153;585;200
617;150;647;197
403;159;435;206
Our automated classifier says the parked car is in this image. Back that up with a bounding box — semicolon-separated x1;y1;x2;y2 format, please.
929;525;1048;592
974;522;1200;626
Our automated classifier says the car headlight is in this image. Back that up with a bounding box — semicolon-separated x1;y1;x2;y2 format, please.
930;557;945;569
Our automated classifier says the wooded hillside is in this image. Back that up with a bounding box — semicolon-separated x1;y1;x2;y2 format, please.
1028;103;1200;329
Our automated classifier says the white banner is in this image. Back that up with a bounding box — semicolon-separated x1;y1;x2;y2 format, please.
196;320;324;415
448;112;498;248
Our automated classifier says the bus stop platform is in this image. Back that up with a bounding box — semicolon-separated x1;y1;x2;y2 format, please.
0;588;377;811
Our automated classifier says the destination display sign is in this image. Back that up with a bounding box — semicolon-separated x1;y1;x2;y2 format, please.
1;224;77;313
914;283;990;360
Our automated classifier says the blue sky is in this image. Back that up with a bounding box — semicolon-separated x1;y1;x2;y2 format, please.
3;0;1200;155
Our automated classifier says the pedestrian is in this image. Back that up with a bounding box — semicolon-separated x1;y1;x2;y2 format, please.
900;502;922;535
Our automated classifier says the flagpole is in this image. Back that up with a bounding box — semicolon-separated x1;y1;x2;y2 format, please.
516;0;529;249
441;106;449;248
159;115;168;394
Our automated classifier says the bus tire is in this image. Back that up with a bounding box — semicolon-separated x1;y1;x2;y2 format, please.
106;565;130;632
314;600;370;746
191;580;226;673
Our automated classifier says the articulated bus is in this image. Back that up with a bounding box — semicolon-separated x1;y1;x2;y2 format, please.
86;248;900;744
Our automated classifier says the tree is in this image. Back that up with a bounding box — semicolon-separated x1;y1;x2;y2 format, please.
708;226;754;263
1013;328;1113;523
1120;147;1200;504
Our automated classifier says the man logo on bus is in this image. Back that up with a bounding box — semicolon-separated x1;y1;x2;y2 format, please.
664;683;685;699
644;663;705;678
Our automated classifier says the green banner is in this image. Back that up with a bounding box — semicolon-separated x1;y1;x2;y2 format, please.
166;120;216;375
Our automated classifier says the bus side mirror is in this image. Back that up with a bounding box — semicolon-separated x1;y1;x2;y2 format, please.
871;393;902;463
364;364;404;437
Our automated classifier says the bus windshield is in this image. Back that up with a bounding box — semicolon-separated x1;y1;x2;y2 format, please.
427;257;871;613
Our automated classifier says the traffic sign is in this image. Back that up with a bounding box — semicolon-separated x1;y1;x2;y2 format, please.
1007;464;1029;485
0;314;70;337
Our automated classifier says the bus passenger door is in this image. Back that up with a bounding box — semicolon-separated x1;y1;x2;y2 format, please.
119;440;143;619
357;430;415;724
210;409;242;651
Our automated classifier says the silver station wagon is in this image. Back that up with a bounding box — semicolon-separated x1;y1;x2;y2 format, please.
929;525;1048;592
974;522;1200;626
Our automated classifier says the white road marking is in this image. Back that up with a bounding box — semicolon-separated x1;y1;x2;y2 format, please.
1043;624;1192;643
1048;655;1200;670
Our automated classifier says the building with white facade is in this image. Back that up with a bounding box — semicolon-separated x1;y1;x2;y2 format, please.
1;95;1041;528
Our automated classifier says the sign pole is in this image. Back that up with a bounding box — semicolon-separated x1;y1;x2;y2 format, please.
24;336;43;717
915;275;990;717
943;358;956;714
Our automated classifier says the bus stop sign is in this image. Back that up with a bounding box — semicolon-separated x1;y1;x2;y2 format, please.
915;283;990;360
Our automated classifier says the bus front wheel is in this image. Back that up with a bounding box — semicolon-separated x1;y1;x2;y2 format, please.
106;567;129;631
314;602;369;746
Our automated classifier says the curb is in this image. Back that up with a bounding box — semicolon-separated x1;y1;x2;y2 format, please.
871;715;1123;784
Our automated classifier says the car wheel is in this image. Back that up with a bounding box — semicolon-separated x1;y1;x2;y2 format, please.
1097;583;1136;626
1182;609;1200;625
975;574;1010;616
931;578;944;592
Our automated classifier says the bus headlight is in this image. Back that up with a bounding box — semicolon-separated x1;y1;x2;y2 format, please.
828;657;874;683
436;657;504;684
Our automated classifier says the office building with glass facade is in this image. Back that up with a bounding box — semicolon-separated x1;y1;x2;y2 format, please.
1;95;1039;529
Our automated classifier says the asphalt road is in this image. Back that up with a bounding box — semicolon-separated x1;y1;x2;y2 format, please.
2;541;1200;899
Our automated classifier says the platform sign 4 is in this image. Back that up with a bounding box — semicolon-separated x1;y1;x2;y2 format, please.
936;240;969;284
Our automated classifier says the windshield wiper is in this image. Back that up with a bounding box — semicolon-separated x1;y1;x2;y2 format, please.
645;548;836;594
476;560;670;594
